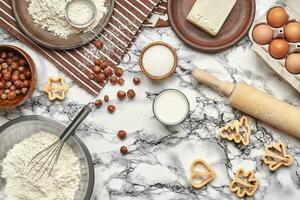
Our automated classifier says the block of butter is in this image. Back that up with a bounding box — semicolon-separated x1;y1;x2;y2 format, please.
186;0;237;36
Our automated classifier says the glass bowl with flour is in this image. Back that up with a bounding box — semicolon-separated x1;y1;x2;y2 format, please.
0;116;94;200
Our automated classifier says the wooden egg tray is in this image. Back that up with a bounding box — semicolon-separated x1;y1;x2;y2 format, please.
249;1;300;93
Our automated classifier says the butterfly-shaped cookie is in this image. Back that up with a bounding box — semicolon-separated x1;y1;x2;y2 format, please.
229;168;259;198
262;142;293;171
189;159;216;189
219;116;251;145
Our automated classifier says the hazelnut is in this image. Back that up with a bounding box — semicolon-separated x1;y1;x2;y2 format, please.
23;80;31;88
18;59;27;66
1;93;7;100
1;63;8;69
0;82;4;89
21;87;28;94
94;39;103;49
4;89;10;94
107;104;116;113
94;59;102;66
7;91;16;100
7;51;14;58
95;99;103;108
96;73;106;82
88;72;95;80
18;66;25;72
114;67;123;77
127;89;135;99
11;74;19;81
100;61;108;69
93;65;101;74
133;77;140;85
117;130;127;140
103;67;112;77
7;67;12;73
12;55;19;61
11;62;19;70
3;72;11;81
5;81;12;89
24;70;31;79
110;76;118;85
118;78;125;86
14;80;23;88
13;70;20;76
0;58;4;64
104;95;109;102
117;90;126;100
19;74;26;80
15;89;21;95
1;52;7;59
6;58;13;65
120;146;128;155
10;85;16;91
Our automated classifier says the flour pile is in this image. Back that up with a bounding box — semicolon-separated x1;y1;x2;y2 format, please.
1;132;81;200
26;0;107;38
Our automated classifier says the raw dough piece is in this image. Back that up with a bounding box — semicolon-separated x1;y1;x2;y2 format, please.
189;159;216;189
262;142;293;171
219;116;251;145
229;168;259;198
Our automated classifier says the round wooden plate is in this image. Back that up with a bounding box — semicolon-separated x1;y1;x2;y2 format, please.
12;0;115;50
168;0;256;52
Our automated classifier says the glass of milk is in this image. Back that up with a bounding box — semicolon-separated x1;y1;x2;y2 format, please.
139;41;178;80
153;89;190;125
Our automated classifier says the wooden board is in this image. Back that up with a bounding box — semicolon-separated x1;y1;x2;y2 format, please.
12;0;115;50
167;0;256;52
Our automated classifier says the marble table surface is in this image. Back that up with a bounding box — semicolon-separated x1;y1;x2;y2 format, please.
0;0;299;199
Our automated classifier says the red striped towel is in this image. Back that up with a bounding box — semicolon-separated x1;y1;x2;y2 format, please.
0;0;161;95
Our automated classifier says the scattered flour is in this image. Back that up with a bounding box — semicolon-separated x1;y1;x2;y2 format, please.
26;0;107;38
1;132;81;200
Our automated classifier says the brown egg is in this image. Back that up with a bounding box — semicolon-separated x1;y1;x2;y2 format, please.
269;39;289;59
252;24;273;45
284;22;300;42
267;7;288;28
285;53;300;74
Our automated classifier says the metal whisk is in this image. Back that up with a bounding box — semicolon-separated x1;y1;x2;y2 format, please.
27;103;94;180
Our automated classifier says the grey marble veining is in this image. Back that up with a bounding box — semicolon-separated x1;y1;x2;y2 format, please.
0;0;300;199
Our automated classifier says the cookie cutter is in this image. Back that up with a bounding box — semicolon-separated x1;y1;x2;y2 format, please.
262;142;293;171
219;116;251;145
229;168;259;198
189;159;216;189
44;76;69;101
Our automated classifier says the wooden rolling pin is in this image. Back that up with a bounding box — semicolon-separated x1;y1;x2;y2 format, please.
192;68;300;139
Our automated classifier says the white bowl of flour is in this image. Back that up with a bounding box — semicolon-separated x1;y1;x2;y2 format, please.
0;116;94;200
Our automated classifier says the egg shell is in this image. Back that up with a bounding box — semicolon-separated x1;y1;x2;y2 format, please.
267;7;288;28
269;39;289;59
285;53;300;74
284;22;300;43
252;24;273;45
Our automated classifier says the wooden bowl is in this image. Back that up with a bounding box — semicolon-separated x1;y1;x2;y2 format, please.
167;0;256;52
139;41;178;80
0;45;37;109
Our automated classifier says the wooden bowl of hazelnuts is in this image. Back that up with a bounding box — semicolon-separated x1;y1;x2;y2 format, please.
0;45;37;109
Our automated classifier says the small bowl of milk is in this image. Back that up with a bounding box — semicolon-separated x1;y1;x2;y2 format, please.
153;89;190;126
139;41;178;80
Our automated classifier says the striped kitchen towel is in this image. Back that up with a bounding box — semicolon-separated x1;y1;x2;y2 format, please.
0;0;162;95
145;0;169;27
